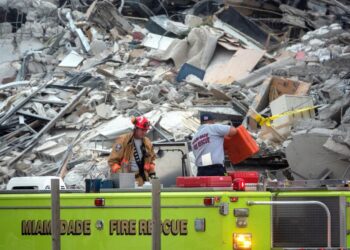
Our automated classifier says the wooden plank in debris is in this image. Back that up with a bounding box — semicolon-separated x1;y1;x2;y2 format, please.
250;76;272;113
259;124;287;143
268;77;311;102
208;86;232;101
204;49;265;85
217;41;240;51
249;76;311;115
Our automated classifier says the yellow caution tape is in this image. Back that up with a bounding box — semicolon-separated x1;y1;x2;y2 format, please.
251;106;318;127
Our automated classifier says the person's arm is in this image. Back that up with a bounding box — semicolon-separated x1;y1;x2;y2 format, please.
227;126;237;137
108;137;124;173
212;124;237;137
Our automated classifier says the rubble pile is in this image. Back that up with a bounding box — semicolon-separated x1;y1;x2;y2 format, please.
0;0;349;189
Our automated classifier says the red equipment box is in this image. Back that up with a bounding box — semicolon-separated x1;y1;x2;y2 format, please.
227;171;259;184
176;176;232;187
224;125;259;164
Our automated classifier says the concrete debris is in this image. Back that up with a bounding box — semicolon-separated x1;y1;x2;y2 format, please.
0;0;350;189
0;38;19;65
58;51;84;68
142;33;175;51
96;103;114;120
0;62;17;84
159;111;199;141
150;15;190;36
286;131;349;180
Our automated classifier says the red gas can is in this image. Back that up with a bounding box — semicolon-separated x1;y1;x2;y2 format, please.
224;125;259;164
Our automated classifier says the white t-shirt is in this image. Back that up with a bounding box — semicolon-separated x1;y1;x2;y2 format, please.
191;124;230;167
130;139;143;172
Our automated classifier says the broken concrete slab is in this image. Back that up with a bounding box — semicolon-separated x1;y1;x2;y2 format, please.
0;38;19;65
237;57;295;88
319;93;350;122
27;61;46;75
137;85;161;103
90;40;108;57
86;115;134;141
18;38;44;56
184;75;207;91
323;137;350;157
286;131;349;180
34;141;58;152
96;103;114;119
0;62;17;84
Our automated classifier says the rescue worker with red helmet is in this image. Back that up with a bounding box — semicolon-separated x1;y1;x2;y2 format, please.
108;116;156;186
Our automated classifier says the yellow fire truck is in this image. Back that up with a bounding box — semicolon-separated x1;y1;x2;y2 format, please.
0;175;349;250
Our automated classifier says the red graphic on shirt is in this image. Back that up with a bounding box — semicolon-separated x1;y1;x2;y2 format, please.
192;133;210;150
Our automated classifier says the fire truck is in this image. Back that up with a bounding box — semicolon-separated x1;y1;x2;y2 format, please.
0;174;349;250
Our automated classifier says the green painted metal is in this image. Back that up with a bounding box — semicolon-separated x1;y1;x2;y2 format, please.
272;190;350;248
0;191;272;250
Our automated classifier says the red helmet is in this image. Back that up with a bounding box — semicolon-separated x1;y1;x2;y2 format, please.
132;116;150;130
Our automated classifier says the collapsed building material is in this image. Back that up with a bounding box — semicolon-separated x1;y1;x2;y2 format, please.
237;57;295;88
286;130;350;180
0;81;30;90
270;95;315;136
250;76;311;113
86;0;134;36
66;12;91;53
176;63;205;82
149;26;222;70
8;87;88;166
0;80;54;125
204;48;265;84
58;51;84;68
0;0;349;188
142;33;175;51
213;6;279;50
149;15;190;36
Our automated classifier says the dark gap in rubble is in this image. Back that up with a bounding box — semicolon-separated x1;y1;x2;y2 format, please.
0;7;27;33
281;0;308;10
59;0;95;8
122;0;195;17
192;0;222;16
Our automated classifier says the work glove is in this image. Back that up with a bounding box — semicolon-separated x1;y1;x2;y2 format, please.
111;163;121;173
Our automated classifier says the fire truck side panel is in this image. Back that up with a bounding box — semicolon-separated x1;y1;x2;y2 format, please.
0;191;272;250
272;191;350;248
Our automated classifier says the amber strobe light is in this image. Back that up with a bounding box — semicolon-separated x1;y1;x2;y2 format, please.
233;233;252;249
